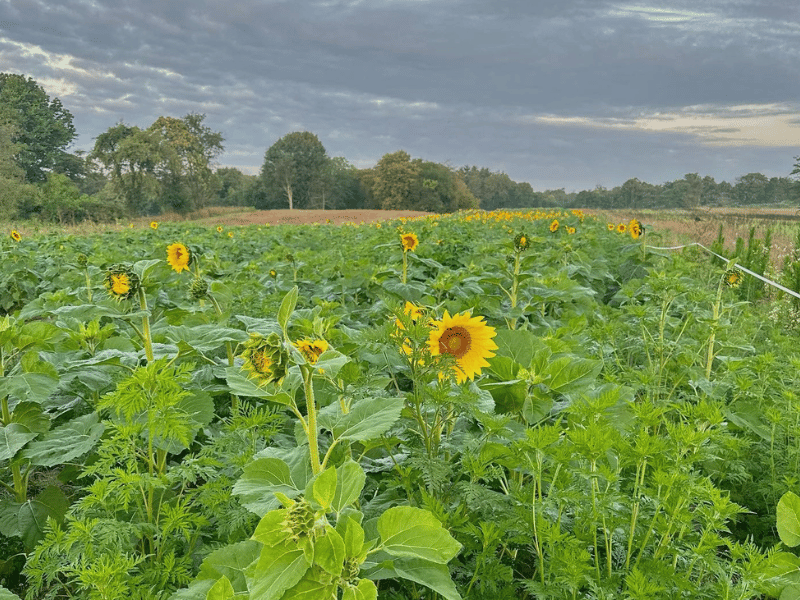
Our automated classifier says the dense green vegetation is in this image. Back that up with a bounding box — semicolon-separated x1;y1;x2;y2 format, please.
3;210;800;599
1;73;799;224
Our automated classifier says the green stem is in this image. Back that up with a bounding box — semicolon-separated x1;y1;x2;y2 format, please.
138;287;154;363
208;292;235;367
706;275;724;379
402;250;408;284
84;269;93;303
302;366;322;475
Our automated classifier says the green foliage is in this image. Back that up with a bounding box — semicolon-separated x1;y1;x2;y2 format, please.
0;73;77;183
256;132;328;210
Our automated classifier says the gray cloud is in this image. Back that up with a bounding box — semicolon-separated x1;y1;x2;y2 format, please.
0;0;798;191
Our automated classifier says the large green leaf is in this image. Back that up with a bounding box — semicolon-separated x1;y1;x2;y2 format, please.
197;540;260;592
281;572;337;600
341;578;377;600
492;329;539;368
0;585;23;600
312;467;337;513
332;461;366;514
377;506;462;564
278;286;299;334
166;325;249;354
0;423;38;462
18;485;69;550
233;458;303;516
168;579;215;600
541;356;602;394
206;575;235;600
10;401;50;433
21;412;104;467
319;396;404;442
225;367;290;404
0;500;21;537
366;557;461;600
778;492;800;547
0;373;59;409
247;541;310;600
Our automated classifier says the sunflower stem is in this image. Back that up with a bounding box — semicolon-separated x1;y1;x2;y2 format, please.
402;249;408;284
301;365;322;475
138;287;154;363
208;292;235;367
705;273;725;379
84;269;93;303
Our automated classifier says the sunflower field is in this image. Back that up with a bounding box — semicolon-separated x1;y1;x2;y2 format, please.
3;209;800;599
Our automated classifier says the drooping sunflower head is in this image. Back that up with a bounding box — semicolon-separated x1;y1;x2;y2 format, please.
240;332;289;385
514;232;530;252
629;219;643;239
150;221;159;230
104;264;140;301
10;230;21;242
724;268;743;288
166;242;193;273
427;310;498;384
616;223;627;233
549;220;559;233
295;338;329;365
401;232;419;252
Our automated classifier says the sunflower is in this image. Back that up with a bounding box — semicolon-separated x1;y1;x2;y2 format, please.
295;339;329;364
629;219;643;239
401;232;419;252
395;301;424;330
724;268;743;288
428;311;498;384
10;230;21;242
549;219;559;233
241;332;289;385
566;226;576;235
514;232;530;252
216;226;223;233
228;231;234;238
150;221;159;230
269;269;277;279
616;223;626;233
166;242;192;273
104;264;140;301
607;223;615;231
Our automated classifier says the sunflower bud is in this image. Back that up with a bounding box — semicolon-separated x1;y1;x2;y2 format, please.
189;277;209;300
240;332;289;385
513;232;530;252
724;268;743;288
283;498;318;541
76;253;88;269
104;264;140;301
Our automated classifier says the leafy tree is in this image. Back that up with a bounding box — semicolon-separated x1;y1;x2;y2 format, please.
215;167;255;206
735;173;770;205
308;156;366;210
370;150;421;210
257;131;328;209
0;121;41;215
0;73;77;182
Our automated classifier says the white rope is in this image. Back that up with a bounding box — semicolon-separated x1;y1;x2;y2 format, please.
645;242;800;301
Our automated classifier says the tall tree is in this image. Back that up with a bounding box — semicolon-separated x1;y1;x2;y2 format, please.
0;73;77;182
371;150;421;210
257;132;328;209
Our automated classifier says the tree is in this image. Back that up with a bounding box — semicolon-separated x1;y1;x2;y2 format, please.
735;173;770;205
791;156;800;202
0;73;77;182
257;132;328;209
0;121;40;214
371;150;421;210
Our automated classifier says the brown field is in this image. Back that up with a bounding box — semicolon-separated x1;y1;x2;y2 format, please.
591;207;800;269
170;207;434;226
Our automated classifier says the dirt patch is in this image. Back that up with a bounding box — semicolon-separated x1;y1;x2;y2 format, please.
174;208;434;227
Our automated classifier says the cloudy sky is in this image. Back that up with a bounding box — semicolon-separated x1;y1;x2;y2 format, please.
1;0;799;191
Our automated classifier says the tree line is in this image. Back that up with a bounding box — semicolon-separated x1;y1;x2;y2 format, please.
1;72;799;223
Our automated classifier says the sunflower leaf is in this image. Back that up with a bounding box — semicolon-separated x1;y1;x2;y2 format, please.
278;286;299;335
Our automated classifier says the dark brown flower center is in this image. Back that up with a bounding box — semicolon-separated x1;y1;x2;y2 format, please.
439;326;471;359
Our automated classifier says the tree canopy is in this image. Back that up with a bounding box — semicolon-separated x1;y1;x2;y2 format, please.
0;73;78;182
256;131;328;209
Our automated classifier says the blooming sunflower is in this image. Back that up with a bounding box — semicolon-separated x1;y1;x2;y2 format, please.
549;219;559;233
295;339;329;364
166;242;192;273
104;264;140;301
269;269;277;279
228;231;234;238
401;232;419;252
616;223;626;233
216;226;223;233
428;311;498;384
150;221;159;230
724;268;743;288
629;219;643;239
10;230;21;242
607;223;615;231
566;226;576;235
514;232;530;252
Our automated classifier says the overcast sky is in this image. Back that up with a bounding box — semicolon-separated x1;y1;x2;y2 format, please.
1;0;799;192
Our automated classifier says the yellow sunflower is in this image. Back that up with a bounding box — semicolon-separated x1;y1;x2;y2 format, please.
724;268;743;288
549;219;559;233
607;223;615;231
629;219;643;239
295;339;329;364
104;264;140;301
10;230;21;242
401;232;419;252
240;332;289;385
428;311;498;384
150;221;159;230
216;225;223;233
395;301;424;330
166;242;192;273
228;231;234;238
616;223;626;233
566;226;576;235
514;232;530;252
